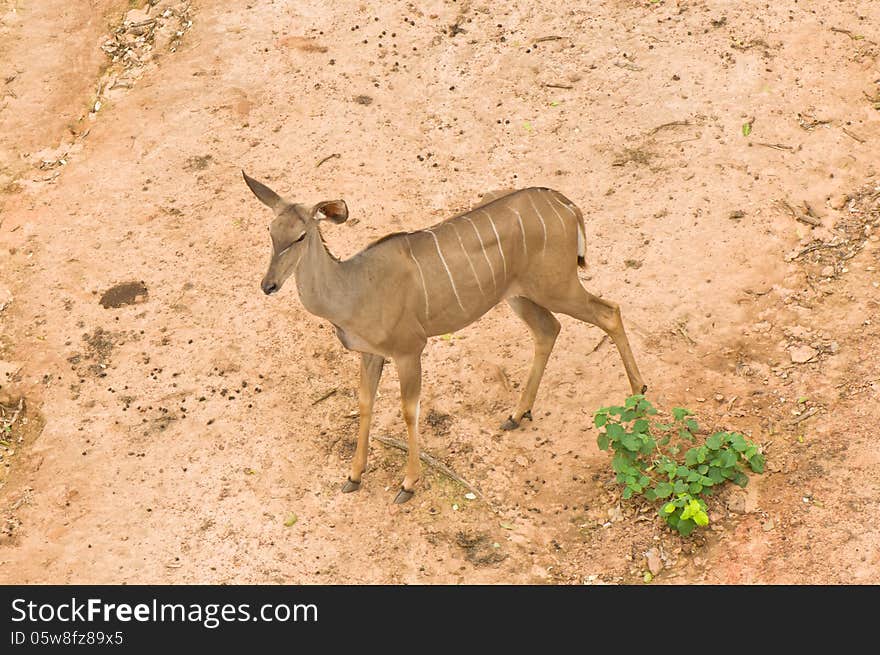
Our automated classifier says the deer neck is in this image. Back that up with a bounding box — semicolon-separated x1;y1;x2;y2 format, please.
294;226;354;323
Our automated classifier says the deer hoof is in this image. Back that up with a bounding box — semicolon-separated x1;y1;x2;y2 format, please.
522;410;533;421
341;477;361;493
393;487;415;504
500;415;520;431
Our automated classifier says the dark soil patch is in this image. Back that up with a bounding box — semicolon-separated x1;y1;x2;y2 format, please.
99;281;148;308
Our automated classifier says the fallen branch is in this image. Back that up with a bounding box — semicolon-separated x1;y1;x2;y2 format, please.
757;142;794;151
543;83;573;89
311;388;338;405
534;35;564;43
677;325;697;346
613;60;643;72
842;128;866;143
588;334;609;355
316;153;340;168
373;434;484;499
649;120;690;135
789;407;819;426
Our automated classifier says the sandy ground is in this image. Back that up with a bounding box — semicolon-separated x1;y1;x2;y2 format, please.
0;0;878;584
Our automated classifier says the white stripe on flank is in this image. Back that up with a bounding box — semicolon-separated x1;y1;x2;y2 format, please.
425;229;466;311
526;195;548;253
405;235;430;319
463;216;498;291
480;210;507;279
543;192;568;236
449;223;487;297
510;207;528;255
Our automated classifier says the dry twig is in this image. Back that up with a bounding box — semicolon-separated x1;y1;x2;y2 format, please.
373;434;484;499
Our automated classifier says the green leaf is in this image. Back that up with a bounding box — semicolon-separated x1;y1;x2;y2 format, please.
597;433;610;451
697;446;708;463
708;467;726;484
748;453;765;474
677;518;697;536
685;449;699;466
284;513;298;527
612;453;631;473
729;433;748;452
633;419;650;433
685;418;699;433
625;395;640;409
621;433;642;452
594;413;608;428
654;482;674;499
742;122;752;137
706;432;725;449
668;444;680;456
671;408;692;421
622;486;634;499
732;471;749;487
621;409;637;422
639;436;656;455
676;465;691;478
663;502;677;514
605;423;624;440
688;482;703;495
697;464;709;474
679;428;694;442
673;480;688;494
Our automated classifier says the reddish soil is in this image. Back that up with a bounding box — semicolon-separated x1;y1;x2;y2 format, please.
1;0;878;584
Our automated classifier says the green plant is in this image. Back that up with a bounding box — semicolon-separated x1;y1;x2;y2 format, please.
594;395;764;536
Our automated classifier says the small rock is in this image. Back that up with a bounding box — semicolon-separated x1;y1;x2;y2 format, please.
0;285;11;312
727;491;757;514
762;519;776;532
645;548;664;575
830;194;850;210
714;393;724;402
607;504;623;523
728;210;745;220
124;8;151;24
789;345;818;364
820;265;835;277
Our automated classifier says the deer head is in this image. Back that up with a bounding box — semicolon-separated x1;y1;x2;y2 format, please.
242;171;348;295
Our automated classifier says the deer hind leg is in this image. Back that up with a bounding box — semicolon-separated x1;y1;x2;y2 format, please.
501;296;561;430
550;285;647;395
342;352;385;493
393;352;423;504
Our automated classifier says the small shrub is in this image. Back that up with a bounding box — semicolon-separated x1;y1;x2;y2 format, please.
594;395;764;536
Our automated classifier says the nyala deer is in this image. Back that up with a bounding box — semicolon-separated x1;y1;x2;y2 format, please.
243;172;646;503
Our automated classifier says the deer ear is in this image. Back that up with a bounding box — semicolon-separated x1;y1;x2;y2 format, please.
242;171;283;211
314;200;348;224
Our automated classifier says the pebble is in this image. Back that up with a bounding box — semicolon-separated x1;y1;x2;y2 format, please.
820;265;835;277
645;548;664;575
789;345;818;364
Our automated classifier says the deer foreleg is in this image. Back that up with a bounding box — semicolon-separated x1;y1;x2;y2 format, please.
342;353;385;492
502;297;561;430
393;353;423;504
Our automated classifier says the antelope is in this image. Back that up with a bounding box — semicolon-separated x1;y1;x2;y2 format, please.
243;172;647;504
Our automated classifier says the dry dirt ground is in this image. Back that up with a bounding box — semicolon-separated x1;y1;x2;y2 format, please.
1;0;879;584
